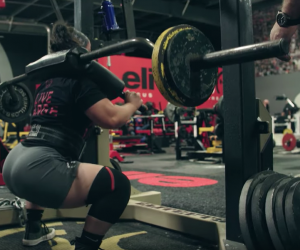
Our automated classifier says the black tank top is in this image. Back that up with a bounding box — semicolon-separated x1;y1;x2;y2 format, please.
22;77;106;157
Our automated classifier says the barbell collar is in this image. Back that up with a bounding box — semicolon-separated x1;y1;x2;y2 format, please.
80;38;154;63
190;39;289;71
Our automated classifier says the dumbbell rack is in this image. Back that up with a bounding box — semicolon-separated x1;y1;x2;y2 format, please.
272;114;300;134
134;114;166;154
272;114;300;146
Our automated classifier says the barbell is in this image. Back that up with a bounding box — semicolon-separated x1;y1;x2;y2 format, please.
152;25;288;107
0;24;288;122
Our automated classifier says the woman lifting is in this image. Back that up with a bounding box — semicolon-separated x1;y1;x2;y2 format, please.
2;22;143;250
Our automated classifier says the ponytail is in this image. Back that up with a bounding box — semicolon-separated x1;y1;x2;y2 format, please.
50;22;90;53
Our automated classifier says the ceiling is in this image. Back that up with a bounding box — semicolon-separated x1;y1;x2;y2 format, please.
0;0;274;50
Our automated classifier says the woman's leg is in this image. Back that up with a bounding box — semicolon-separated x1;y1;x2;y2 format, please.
23;201;56;246
61;163;131;250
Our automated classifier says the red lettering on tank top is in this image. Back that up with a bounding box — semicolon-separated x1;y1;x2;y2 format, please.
40;104;49;115
45;79;53;88
34;93;40;105
46;91;53;104
38;93;44;103
43;104;49;114
37;104;43;115
49;106;58;116
40;92;49;103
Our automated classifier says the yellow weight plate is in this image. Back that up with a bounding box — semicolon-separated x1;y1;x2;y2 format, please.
152;26;189;107
283;129;293;135
152;24;217;107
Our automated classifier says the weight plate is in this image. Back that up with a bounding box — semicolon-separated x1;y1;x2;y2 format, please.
251;173;286;250
165;25;218;107
274;177;300;250
283;129;293;135
152;24;218;107
164;103;177;123
214;95;224;118
285;180;300;248
0;83;33;123
239;170;276;250
265;177;292;250
152;27;185;107
282;133;296;151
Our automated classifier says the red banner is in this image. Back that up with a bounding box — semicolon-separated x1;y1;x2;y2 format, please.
0;0;5;8
36;55;223;110
98;55;223;110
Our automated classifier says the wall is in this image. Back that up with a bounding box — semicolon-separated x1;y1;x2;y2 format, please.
98;56;223;110
0;33;47;125
0;34;47;76
253;2;300;114
256;73;300;115
253;4;300;77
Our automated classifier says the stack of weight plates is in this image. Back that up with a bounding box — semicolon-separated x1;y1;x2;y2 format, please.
239;170;300;250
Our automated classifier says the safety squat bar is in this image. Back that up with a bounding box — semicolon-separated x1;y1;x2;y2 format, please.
0;37;155;105
1;37;288;106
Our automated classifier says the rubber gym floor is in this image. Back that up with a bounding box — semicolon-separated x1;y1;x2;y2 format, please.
0;147;299;250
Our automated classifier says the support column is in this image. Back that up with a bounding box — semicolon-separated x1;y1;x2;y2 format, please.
219;0;259;242
122;0;136;38
74;0;94;41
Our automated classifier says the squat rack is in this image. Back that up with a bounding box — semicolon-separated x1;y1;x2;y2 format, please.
0;1;273;249
74;0;273;249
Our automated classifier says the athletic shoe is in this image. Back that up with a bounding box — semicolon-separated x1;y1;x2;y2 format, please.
22;221;55;246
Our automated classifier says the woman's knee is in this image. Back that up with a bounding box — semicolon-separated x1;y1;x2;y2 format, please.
86;167;131;205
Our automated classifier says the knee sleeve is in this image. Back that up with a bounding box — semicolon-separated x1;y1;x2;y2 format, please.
86;167;131;204
86;167;131;223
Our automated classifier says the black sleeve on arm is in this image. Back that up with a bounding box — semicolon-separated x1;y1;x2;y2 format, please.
73;78;107;111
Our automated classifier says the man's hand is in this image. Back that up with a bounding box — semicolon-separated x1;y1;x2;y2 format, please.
270;22;298;61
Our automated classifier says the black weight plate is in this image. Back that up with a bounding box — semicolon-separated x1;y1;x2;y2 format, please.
285;180;300;248
251;173;287;250
214;96;224;118
239;170;276;250
164;103;176;123
152;27;186;107
0;83;33;123
110;158;122;172
265;176;293;250
164;25;218;107
274;177;300;250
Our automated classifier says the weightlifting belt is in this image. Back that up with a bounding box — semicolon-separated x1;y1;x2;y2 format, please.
26;124;85;160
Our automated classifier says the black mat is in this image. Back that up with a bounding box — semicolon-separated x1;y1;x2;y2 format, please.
0;150;297;250
0;221;213;250
127;170;225;217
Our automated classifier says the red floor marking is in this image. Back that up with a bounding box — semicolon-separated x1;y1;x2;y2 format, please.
138;176;218;187
123;171;218;187
123;171;164;180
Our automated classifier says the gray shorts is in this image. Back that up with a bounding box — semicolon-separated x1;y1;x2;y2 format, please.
2;143;80;209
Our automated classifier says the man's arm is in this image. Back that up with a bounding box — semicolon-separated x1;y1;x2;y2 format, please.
270;0;300;61
282;0;300;18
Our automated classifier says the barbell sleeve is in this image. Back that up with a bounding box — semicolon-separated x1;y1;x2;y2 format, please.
5;74;28;103
80;38;154;63
0;74;27;88
190;39;290;71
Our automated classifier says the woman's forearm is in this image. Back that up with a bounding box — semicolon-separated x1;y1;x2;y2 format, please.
112;103;137;128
